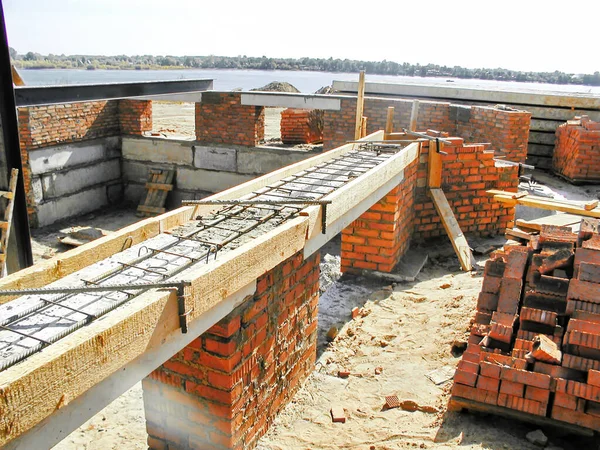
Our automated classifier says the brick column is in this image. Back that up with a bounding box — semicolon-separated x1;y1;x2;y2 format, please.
16;107;37;226
142;251;319;450
195;93;265;146
341;159;418;273
119;100;152;135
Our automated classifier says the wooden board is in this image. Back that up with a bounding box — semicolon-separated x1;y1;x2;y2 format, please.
430;188;474;271
136;169;175;217
516;214;582;232
0;169;18;277
354;71;366;140
428;141;442;188
488;190;600;218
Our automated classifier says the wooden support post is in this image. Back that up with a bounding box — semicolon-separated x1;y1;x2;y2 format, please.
428;140;443;188
409;100;420;132
384;106;394;139
360;116;367;138
354;70;366;140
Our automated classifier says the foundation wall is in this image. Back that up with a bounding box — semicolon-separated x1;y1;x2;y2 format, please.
323;97;530;163
121;137;320;208
142;250;319;450
552;116;600;182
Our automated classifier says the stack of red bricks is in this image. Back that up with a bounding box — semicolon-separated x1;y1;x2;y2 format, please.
553;115;600;183
280;108;323;145
452;221;600;432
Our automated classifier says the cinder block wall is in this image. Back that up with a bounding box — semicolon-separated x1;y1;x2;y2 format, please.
324;97;530;163
143;251;319;450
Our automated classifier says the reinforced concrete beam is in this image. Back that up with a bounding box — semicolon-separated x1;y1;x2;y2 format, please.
240;92;344;110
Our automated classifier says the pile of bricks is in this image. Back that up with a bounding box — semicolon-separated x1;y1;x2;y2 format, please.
553;115;600;183
280;108;323;145
452;221;600;432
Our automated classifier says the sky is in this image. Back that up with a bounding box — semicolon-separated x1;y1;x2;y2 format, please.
3;0;598;74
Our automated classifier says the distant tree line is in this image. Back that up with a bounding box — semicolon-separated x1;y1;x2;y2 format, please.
9;48;600;86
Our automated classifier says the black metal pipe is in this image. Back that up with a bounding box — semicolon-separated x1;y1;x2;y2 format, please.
0;0;33;270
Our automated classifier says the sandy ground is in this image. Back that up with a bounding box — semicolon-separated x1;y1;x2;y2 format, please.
152;102;283;141
25;169;600;449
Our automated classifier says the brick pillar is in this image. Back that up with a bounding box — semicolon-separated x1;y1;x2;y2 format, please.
195;92;265;146
119;99;152;135
143;251;319;450
341;159;418;273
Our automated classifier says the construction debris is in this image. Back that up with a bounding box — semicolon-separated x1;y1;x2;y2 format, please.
450;220;600;433
330;405;346;423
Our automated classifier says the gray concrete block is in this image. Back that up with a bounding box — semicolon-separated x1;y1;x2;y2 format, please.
41;159;121;199
31;177;43;204
29;137;120;175
237;148;311;175
122;137;193;165
37;186;111;227
176;167;254;193
193;146;237;172
123;183;145;205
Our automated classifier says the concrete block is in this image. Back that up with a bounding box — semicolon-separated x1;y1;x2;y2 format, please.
122;137;193;165
31;177;43;204
193;145;237;172
123;183;146;205
176;167;254;193
37;186;111;227
29;137;120;175
41;159;121;199
237;148;311;175
121;160;174;184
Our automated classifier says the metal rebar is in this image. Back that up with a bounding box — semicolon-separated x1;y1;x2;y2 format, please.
183;199;332;206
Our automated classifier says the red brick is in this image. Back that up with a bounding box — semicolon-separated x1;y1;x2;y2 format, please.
551;405;600;431
497;278;522;314
499;380;525;397
567;279;600;303
553;392;579;410
476;375;500;392
501;367;552;389
589;369;600;387
524;385;550;404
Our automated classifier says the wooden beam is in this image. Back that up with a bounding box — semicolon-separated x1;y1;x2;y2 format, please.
0;216;310;447
428;141;443;188
354;70;366;140
409;100;420;132
488;190;600;218
360;115;367;138
430;188;473;271
384;106;394;139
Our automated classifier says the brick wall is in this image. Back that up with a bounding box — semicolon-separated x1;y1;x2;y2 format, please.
119;100;152;135
196;93;265;146
553;116;600;182
324;97;530;163
280;108;323;144
413;138;518;241
341;159;417;273
341;137;518;273
142;251;319;450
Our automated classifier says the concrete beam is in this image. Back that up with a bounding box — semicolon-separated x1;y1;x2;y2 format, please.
240;92;342;110
333;80;600;110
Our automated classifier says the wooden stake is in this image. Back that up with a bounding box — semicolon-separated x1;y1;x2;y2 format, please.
384;106;394;139
354;70;366;140
409;100;420;132
360;116;367;138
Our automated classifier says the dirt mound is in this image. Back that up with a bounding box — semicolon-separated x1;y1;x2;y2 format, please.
251;81;300;93
314;85;333;94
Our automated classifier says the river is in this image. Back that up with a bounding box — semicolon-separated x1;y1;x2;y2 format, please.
17;68;600;96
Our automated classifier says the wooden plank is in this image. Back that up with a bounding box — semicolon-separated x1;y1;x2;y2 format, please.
428;141;442;188
430;188;473;271
449;396;595;437
0;215;310;447
137;205;166;215
354;70;365;140
488;190;600;218
360;115;367;138
516;214;582;232
409;100;420;132
384;106;394;139
1;169;18;277
505;227;533;241
584;200;599;211
145;182;174;191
